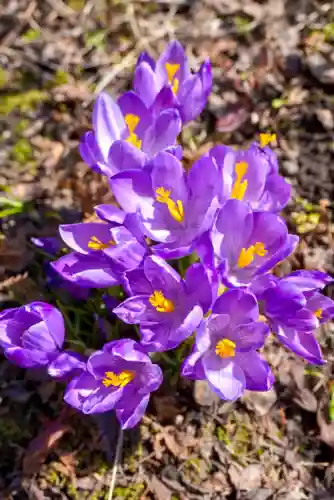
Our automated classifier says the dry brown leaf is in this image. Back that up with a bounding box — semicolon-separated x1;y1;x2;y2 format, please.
23;418;72;474
149;475;172;500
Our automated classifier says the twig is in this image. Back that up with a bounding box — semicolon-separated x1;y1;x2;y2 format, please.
107;427;124;500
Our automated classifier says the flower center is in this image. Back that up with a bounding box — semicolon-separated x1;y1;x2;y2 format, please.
231;161;248;201
216;339;236;358
125;113;142;149
155;187;184;223
102;370;135;388
149;290;174;313
260;133;276;148
88;236;115;251
314;308;323;319
165;62;180;95
237;242;267;268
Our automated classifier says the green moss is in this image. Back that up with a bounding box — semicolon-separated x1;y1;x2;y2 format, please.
0;90;48;114
323;23;334;42
113;484;145;499
0;68;8;89
46;69;71;88
21;28;41;43
235;16;252;34
216;426;231;444
272;97;288;109
67;0;85;11
14;119;30;134
11;138;34;164
85;30;106;50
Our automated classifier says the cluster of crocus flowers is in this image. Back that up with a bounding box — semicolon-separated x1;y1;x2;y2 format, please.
1;41;333;430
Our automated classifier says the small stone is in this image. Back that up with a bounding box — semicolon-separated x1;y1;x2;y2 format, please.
282;160;299;176
243;388;277;416
316;109;334;130
194;380;219;406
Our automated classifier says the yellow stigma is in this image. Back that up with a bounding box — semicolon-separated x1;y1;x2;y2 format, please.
102;370;135;388
165;62;180;95
231;161;248;201
238;242;267;268
314;308;323;319
260;133;276;148
218;284;227;296
149;290;174;313
155;187;184;223
125;113;142;149
88;235;115;251
216;339;236;358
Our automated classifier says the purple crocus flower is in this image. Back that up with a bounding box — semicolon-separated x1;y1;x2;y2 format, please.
113;256;212;351
0;302;64;368
52;221;147;288
197;199;299;288
111;151;220;259
64;339;163;429
134;41;212;123
80;91;181;177
250;270;334;364
210;142;291;212
182;289;273;400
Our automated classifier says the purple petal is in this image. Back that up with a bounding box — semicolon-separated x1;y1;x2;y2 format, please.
123;267;152;296
48;351;86;379
110;169;153;214
133;62;159;108
27;302;65;350
79;131;108;175
184;262;215;313
113;295;151;324
108;140;147;173
144;255;182;294
82;385;124;414
150;86;178;117
257;234;299;276
203;352;246;400
93;92;126;162
136;51;156;70
281;270;333;292
51;252;120;288
5;346;50;368
234;321;269;351
181;347;205;379
306;292;334;323
118;91;150;133
155;40;189;89
167;305;203;349
213;200;253;265
59;222;114;255
64;372;100;411
212;289;259;326
236;351;275;391
259;173;291;212
274;323;325;365
116;394;150;429
178;73;207;123
31;237;62;256
94;204;126;225
142;109;181;156
107;339;150;364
